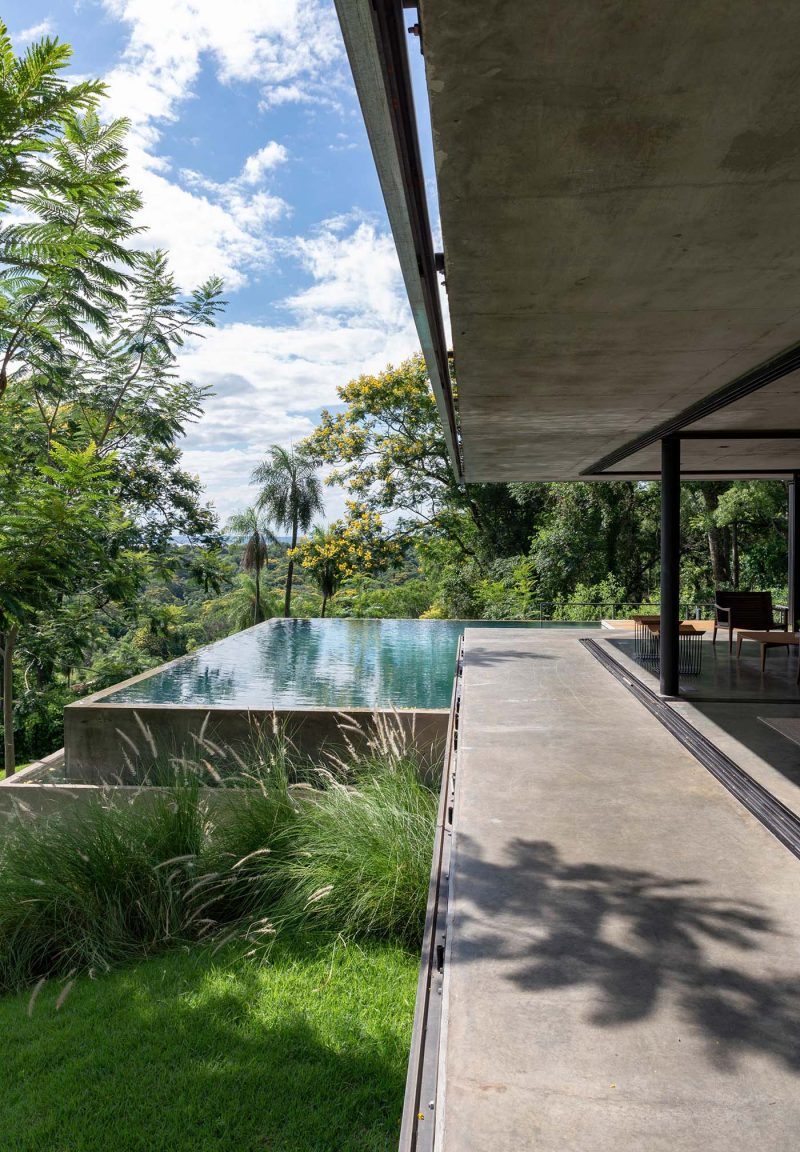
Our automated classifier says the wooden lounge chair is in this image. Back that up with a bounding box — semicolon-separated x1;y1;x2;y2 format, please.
712;590;788;652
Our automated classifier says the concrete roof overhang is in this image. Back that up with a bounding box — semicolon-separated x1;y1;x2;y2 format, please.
336;0;800;481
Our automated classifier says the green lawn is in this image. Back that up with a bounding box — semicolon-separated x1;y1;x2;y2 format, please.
0;939;417;1152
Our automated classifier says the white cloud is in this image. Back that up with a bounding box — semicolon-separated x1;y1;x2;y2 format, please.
162;143;289;285
132;164;281;290
13;19;54;42
328;132;358;153
100;0;343;135
287;219;410;327
91;2;346;292
177;218;419;521
241;141;288;183
258;84;313;110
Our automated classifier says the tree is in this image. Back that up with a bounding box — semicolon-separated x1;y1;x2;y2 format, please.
293;510;399;617
0;24;226;768
706;481;787;593
523;483;661;607
304;354;540;558
305;355;463;540
0;22;104;208
677;481;788;601
0;445;131;773
296;526;341;617
0;110;143;399
226;507;277;625
0;95;224;547
252;445;324;617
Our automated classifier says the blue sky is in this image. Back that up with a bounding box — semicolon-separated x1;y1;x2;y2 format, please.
8;2;440;521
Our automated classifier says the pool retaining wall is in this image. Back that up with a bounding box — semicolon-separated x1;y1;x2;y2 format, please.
63;703;449;784
0;778;270;824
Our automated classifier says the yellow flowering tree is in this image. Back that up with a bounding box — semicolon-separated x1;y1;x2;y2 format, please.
303;355;464;534
302;354;536;558
292;507;401;616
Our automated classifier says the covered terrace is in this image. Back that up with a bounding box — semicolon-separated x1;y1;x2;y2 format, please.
333;1;800;1149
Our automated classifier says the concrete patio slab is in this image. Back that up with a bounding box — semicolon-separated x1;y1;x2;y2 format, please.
440;629;800;1152
607;633;800;703
598;634;800;818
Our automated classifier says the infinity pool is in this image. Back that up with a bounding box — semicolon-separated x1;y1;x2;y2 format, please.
103;618;598;711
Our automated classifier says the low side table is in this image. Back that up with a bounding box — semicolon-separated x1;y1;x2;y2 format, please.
631;614;661;664
644;622;704;676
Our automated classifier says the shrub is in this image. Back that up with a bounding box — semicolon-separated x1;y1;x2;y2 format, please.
197;729;304;931
0;788;208;989
268;749;437;948
0;722;439;990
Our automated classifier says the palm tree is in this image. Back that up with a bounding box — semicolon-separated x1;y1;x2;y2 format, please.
307;526;341;617
252;445;324;617
226;507;276;626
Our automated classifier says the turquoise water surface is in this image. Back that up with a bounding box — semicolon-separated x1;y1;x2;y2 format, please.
103;618;598;710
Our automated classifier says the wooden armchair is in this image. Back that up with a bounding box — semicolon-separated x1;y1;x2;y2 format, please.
712;590;788;651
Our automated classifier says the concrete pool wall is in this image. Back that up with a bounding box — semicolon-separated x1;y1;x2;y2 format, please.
0;775;277;824
61;631;452;783
64;686;448;786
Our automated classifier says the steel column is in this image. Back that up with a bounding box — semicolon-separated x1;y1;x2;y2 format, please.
790;473;800;632
660;437;681;695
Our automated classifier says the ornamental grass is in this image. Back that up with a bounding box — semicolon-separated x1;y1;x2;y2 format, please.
0;717;438;991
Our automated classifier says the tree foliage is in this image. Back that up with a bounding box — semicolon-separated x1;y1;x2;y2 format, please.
0;22;104;207
0;111;144;397
293;507;400;616
0;22;226;773
0;444;133;770
306;354;549;558
227;507;277;626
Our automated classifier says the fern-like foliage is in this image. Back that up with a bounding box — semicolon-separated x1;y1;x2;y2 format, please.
0;108;146;395
0;20;105;207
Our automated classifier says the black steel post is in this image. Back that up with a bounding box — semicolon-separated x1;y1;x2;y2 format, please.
789;473;800;632
660;437;681;695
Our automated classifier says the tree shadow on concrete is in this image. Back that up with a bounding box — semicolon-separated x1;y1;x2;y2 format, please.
453;835;800;1073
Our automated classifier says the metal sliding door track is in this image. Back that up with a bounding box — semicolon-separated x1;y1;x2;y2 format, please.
398;640;462;1152
582;639;800;860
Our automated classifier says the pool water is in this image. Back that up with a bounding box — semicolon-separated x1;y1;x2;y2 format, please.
103;618;598;711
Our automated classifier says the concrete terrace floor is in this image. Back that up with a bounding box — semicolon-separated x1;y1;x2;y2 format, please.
603;634;800;818
439;629;800;1152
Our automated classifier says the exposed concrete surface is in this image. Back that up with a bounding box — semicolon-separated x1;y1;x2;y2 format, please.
421;1;800;479
63;705;448;783
607;431;800;477
670;700;800;818
600;635;800;814
440;630;800;1151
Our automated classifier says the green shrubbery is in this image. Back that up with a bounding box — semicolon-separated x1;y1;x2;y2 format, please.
271;752;435;948
329;577;435;619
0;727;438;992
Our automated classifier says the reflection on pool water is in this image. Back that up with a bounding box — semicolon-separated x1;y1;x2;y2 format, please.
102;619;598;711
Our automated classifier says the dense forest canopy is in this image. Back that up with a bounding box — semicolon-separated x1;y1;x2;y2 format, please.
0;25;790;772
